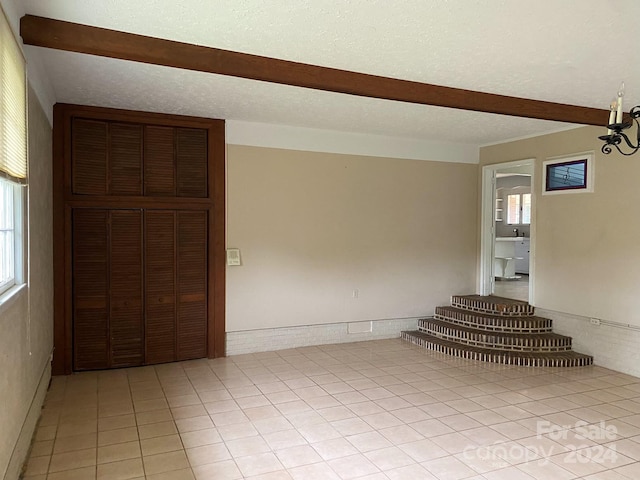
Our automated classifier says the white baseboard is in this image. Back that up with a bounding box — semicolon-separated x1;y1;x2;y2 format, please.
537;308;640;378
226;317;420;356
4;361;51;480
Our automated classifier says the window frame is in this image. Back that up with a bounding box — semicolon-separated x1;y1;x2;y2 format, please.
506;192;531;226
543;152;594;195
0;177;25;295
506;193;521;225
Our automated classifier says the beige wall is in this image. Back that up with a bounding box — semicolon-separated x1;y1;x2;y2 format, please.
0;87;53;480
226;145;478;332
481;125;640;325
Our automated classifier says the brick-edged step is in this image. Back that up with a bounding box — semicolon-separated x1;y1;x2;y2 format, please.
451;295;534;316
401;330;593;367
435;306;552;333
418;318;571;352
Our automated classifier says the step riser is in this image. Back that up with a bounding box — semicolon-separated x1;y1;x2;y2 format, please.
434;308;552;334
418;320;571;352
402;332;592;368
402;295;592;368
451;295;534;316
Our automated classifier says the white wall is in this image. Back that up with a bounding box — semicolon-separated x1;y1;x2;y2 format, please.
0;87;53;480
226;145;479;343
0;2;55;478
226;120;480;164
480;126;640;376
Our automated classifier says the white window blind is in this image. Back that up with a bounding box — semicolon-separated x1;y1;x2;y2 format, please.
507;194;520;225
0;6;27;182
522;193;531;224
507;193;531;226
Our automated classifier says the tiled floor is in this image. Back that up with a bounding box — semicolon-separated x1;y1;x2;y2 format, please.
23;338;640;480
494;275;529;302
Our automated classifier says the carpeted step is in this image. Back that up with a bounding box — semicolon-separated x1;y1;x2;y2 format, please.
434;306;552;333
401;330;593;367
418;318;571;352
451;294;535;316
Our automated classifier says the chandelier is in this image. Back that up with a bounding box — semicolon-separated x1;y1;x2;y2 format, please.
599;83;640;156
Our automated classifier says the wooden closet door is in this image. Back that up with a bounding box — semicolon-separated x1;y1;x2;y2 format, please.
109;210;144;367
144;126;176;196
56;105;225;375
177;211;208;360
144;210;208;364
73;209;109;370
109;123;143;196
72;209;144;370
72;119;108;195
176;128;207;198
145;210;177;364
72;119;144;196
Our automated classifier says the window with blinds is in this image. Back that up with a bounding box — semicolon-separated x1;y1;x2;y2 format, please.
507;194;520;225
506;193;531;226
0;5;27;295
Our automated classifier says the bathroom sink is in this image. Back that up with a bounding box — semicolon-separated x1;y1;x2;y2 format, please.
496;237;525;241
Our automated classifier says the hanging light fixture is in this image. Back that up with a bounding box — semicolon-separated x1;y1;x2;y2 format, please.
599;82;640;156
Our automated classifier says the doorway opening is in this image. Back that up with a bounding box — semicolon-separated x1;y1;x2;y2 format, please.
480;159;535;303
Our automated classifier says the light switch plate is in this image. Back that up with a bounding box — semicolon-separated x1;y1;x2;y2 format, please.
226;248;241;266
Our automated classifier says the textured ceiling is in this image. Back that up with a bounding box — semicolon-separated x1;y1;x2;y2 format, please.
18;0;640;145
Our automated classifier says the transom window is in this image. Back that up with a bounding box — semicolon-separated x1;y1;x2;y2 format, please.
542;153;594;195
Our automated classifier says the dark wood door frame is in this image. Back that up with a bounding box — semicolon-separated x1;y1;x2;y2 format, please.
52;104;226;375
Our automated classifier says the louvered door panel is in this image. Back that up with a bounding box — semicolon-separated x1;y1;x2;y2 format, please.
176;128;208;198
73;209;109;370
63;107;220;374
144;126;176;196
145;211;177;364
176;211;208;360
110;123;143;196
109;210;144;367
72;119;108;195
